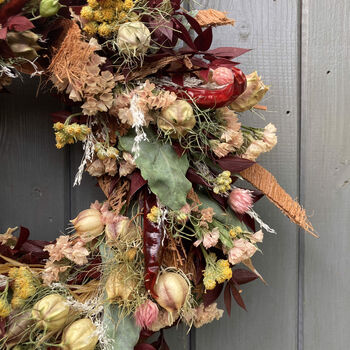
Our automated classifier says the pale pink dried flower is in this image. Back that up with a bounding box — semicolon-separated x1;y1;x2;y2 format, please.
148;309;176;332
203;227;220;249
212;141;235;158
200;207;214;224
63;240;89;265
228;238;257;265
42;261;69;285
134;300;159;329
119;152;136;177
250;229;264;243
263;123;277;150
86;159;105;177
228;188;253;214
242;139;266;161
44;236;71;262
184;302;224;328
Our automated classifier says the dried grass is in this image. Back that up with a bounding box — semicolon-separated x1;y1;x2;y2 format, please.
240;163;318;237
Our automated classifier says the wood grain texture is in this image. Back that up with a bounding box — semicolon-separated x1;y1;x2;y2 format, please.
195;1;300;349
0;78;67;240
301;0;350;349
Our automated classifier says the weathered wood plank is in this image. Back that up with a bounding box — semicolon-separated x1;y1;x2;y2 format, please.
0;78;67;241
195;1;300;349
301;1;350;349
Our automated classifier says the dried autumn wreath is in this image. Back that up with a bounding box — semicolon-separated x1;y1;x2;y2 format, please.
0;0;317;349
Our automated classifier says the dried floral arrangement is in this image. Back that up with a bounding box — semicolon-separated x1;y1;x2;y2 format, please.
0;0;317;349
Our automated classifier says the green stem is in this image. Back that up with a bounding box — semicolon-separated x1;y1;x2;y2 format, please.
30;15;42;21
64;112;83;126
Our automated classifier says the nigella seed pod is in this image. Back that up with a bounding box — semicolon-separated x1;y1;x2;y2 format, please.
70;208;104;239
116;21;151;56
105;268;136;301
32;294;69;331
39;0;63;17
230;71;269;112
157;100;196;138
154;272;189;313
61;318;98;350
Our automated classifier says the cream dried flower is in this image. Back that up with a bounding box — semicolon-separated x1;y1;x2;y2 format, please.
42;261;70;285
119;152;136;177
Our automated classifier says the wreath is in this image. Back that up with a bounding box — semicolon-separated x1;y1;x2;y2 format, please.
0;0;317;349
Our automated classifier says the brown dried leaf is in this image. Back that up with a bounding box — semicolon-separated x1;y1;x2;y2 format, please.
195;9;235;28
240;163;318;237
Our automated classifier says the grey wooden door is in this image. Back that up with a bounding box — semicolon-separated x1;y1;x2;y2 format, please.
1;0;349;349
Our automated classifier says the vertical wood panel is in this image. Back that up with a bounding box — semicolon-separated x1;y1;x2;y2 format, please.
195;1;300;349
0;79;67;240
301;0;350;349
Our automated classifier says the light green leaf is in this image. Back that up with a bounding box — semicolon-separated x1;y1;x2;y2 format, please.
99;243;140;350
119;129;192;210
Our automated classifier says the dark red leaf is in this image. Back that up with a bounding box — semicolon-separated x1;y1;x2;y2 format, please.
209;191;227;209
181;12;202;35
13;226;30;250
135;344;157;350
186;168;210;187
194;26;213;52
20;240;49;254
0;0;28;24
170;0;180;11
7;15;34;32
232;269;258;285
229;280;247;311
172;18;196;50
206;47;251;59
206;58;240;69
203;282;224;307
127;171;148;201
138;329;155;343
190;57;209;69
224;283;232;316
151;331;170;350
171;73;184;86
172;142;186;157
216;156;254;173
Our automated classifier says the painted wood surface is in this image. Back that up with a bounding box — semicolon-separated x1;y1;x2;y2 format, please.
0;0;348;349
301;1;350;349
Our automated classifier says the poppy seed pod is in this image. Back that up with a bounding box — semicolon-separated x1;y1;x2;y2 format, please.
105;268;136;301
39;0;63;17
157;100;196;138
61;318;98;350
117;21;151;56
32;294;69;331
154;272;189;313
70;208;104;240
230;71;269;112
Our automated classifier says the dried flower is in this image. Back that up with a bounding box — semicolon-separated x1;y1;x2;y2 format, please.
134;300;159;329
203;253;232;290
250;229;264;243
213;170;232;194
154;272;189;313
242;139;266;161
42;261;70;285
86;159;105;177
117;21;151;56
230;71;269;112
228;188;253;214
70;208;104;240
119;152;136;176
32;294;70;331
44;235;71;262
203;228;220;249
148;309;175;332
184;302;224;328
263;123;277;150
228;238;257;265
63;241;90;265
61;318;98;350
158;100;196;138
147;206;161;223
0;226;18;246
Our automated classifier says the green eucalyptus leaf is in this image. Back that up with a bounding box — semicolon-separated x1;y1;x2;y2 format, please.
99;243;140;350
119;128;192;210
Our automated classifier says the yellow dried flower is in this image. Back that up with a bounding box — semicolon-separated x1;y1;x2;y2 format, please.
203;276;216;290
94;9;105;22
203;254;232;289
100;0;114;8
98;22;113;37
123;0;134;10
80;6;95;20
53;122;65;131
213;171;232;194
126;248;137;261
216;259;232;284
147;206;161;223
0;298;11;318
9;267;37;309
115;0;123;11
229;226;243;238
65;124;81;136
101;7;116;21
84;21;99;35
87;0;99;9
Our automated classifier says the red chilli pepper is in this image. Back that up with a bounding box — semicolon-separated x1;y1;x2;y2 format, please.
164;67;247;109
143;191;164;298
